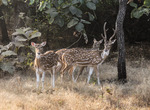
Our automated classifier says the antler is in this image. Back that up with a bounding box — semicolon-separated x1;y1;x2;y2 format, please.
109;24;117;41
101;22;109;43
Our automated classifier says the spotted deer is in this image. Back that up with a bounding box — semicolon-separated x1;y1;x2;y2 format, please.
61;22;116;85
56;38;103;82
31;41;58;91
76;38;104;80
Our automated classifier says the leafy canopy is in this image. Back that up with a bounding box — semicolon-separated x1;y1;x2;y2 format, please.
130;0;150;18
28;0;99;43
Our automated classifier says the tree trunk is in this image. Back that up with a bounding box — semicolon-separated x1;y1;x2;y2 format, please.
0;6;10;44
116;0;127;82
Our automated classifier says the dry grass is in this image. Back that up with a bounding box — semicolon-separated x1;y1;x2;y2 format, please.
1;44;150;110
0;60;150;110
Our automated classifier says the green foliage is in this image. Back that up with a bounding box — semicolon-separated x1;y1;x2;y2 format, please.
1;0;8;5
0;27;41;74
67;17;79;28
86;1;96;10
130;0;150;19
75;22;84;32
1;50;17;56
0;62;15;74
144;0;150;7
29;0;99;43
12;27;41;43
130;2;137;8
0;43;16;57
29;0;35;5
87;12;95;21
22;52;34;67
0;43;17;74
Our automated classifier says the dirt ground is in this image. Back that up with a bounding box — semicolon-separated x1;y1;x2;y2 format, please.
0;43;150;110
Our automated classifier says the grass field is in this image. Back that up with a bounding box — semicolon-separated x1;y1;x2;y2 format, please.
0;44;150;110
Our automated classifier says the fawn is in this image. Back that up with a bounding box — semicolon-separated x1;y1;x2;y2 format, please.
31;41;58;91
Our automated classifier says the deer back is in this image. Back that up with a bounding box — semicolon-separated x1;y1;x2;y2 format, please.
62;48;103;66
56;48;68;62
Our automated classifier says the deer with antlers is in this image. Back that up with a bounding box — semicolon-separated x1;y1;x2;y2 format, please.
56;38;103;82
61;22;116;85
31;41;59;91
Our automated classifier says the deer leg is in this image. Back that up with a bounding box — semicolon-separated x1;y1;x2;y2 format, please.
87;67;94;84
56;62;62;74
49;69;52;87
69;66;76;83
62;64;70;73
51;67;55;88
60;74;64;83
85;66;89;73
60;68;65;83
41;71;45;91
36;69;40;90
60;62;68;82
61;64;72;82
75;66;85;82
95;66;101;86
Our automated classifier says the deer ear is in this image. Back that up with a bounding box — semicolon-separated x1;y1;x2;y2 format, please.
99;39;103;43
111;39;116;44
31;42;35;47
41;41;46;46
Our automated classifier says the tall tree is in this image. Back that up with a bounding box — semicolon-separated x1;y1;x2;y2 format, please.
116;0;127;82
0;6;10;44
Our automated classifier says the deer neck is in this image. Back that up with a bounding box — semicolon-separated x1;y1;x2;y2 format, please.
34;50;41;69
36;53;41;59
35;50;41;59
34;57;40;69
101;48;110;59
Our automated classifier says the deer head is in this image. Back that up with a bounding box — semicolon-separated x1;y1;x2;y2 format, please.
92;38;103;50
101;22;116;58
31;41;46;59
